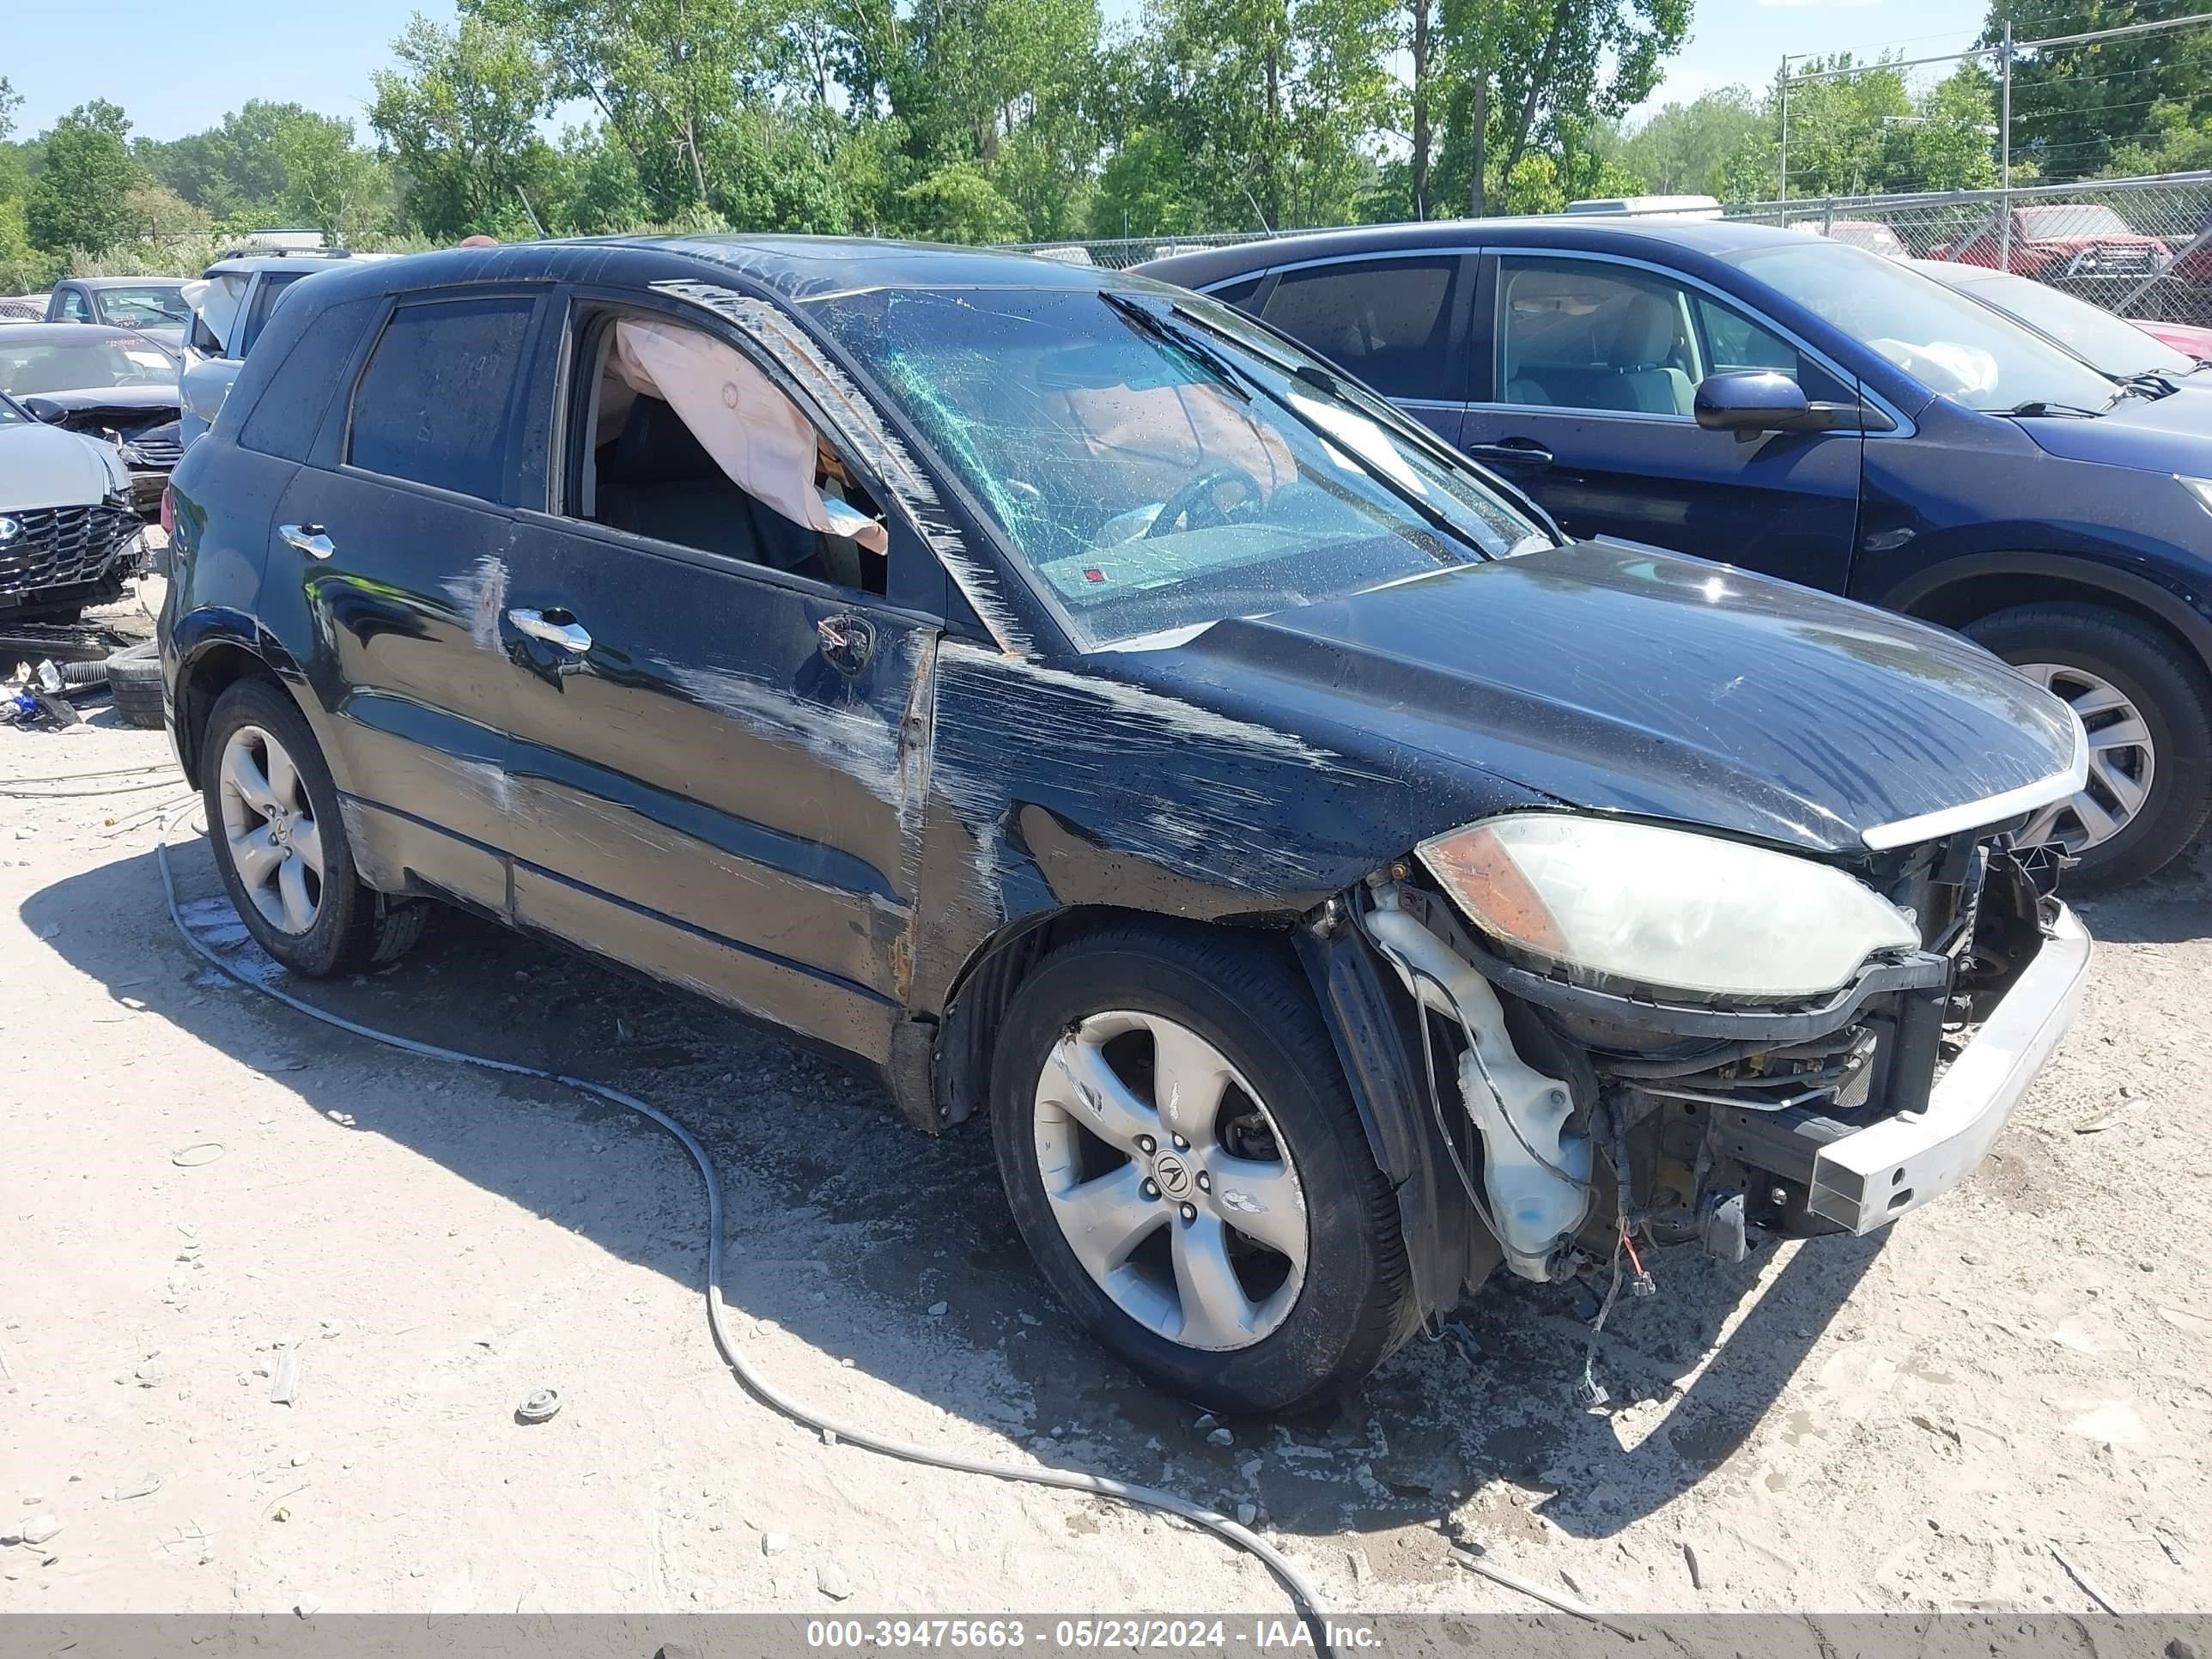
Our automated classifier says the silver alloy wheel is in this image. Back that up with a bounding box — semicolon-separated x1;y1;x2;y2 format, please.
1032;1011;1309;1352
2014;661;2156;854
217;723;325;935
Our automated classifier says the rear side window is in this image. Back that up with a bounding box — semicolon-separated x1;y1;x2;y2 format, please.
1259;257;1466;402
238;295;378;461
347;297;535;501
237;271;305;356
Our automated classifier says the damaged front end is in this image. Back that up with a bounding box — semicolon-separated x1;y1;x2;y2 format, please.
1310;815;2091;1316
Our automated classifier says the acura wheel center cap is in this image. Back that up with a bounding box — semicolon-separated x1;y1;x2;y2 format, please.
1152;1152;1193;1199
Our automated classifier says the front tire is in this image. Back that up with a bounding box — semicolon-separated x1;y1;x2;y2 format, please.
200;677;427;977
989;922;1417;1413
1966;603;2212;888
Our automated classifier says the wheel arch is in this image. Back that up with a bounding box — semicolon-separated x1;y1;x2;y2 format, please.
170;615;318;790
1881;552;2212;678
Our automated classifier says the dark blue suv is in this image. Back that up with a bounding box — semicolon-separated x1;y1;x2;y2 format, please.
1141;219;2212;885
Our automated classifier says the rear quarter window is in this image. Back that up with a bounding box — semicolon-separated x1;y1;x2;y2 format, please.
345;296;537;501
236;295;380;461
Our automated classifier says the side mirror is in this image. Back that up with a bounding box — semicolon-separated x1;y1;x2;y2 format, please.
1693;371;1887;441
20;397;65;424
1693;371;1812;438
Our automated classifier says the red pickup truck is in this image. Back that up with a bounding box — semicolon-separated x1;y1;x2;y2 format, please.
1933;204;2167;281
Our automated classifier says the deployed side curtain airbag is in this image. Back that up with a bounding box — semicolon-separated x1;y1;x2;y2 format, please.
609;319;887;555
183;275;248;354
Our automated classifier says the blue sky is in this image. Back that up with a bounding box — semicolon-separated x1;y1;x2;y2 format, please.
6;0;1992;144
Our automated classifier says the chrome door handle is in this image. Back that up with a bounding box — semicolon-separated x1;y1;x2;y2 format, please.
506;607;592;653
278;523;334;559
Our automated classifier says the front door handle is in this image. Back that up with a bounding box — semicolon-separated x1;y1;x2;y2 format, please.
278;523;335;560
507;607;592;653
1464;439;1554;470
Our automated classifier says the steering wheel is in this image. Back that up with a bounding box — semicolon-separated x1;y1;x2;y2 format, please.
1146;465;1264;539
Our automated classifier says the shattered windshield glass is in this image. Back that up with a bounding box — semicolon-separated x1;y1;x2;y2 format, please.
807;286;1550;647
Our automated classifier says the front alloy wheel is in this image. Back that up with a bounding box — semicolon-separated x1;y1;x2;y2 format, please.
218;724;325;934
990;923;1418;1413
1035;1011;1309;1352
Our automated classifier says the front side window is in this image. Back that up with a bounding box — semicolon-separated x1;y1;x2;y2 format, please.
348;296;534;500
1497;258;1703;416
563;310;891;597
1725;240;2123;412
1259;257;1465;402
0;337;179;396
58;290;90;322
806;285;1549;648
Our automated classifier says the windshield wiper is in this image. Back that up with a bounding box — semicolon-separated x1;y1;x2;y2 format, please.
2118;372;2178;399
1999;399;2106;418
1099;291;1249;402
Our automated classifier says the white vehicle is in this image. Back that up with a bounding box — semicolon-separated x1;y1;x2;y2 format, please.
0;390;144;619
1565;194;1725;221
178;249;376;448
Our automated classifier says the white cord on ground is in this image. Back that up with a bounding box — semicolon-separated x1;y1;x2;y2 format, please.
151;804;1333;1645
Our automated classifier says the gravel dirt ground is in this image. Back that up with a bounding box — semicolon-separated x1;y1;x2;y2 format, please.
0;607;2207;1621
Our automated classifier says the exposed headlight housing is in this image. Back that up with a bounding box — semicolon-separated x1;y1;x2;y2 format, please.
2177;474;2212;518
1416;814;1921;1000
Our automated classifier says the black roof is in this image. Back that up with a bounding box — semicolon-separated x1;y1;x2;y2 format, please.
1133;214;1813;289
268;233;1158;314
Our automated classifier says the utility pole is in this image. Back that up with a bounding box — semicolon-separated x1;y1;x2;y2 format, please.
1778;54;1791;216
2000;21;2014;270
1471;75;1487;216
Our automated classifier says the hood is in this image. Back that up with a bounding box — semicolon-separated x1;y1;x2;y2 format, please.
2017;383;2212;473
0;422;126;510
1144;542;2080;857
27;386;181;416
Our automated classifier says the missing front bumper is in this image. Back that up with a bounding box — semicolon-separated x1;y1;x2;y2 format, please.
1726;903;2091;1235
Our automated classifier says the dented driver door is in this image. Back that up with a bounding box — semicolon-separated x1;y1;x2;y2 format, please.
494;514;940;1071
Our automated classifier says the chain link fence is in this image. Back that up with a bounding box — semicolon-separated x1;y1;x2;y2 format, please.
1723;172;2212;328
1005;170;2212;328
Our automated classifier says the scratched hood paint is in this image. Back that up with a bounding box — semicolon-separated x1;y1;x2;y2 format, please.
1127;541;2079;856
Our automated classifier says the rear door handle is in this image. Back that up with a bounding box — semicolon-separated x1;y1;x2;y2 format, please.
1464;439;1554;469
507;607;592;653
278;523;335;560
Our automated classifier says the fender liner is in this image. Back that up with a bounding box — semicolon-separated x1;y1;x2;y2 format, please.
1878;550;2212;671
168;609;315;786
1293;918;1485;1322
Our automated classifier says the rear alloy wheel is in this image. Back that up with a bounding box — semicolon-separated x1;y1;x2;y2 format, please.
990;924;1416;1413
199;677;429;977
1966;603;2212;888
217;723;326;937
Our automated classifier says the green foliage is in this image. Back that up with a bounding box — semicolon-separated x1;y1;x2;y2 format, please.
1985;0;2212;184
1600;86;1759;198
1708;56;1998;203
27;101;144;254
369;15;559;240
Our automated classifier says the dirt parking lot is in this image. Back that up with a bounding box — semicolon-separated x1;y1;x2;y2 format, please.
1;677;2208;1621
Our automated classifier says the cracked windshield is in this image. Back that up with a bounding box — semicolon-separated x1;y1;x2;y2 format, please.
809;286;1550;646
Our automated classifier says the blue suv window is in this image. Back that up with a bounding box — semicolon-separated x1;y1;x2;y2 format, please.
347;296;534;501
1259;258;1465;403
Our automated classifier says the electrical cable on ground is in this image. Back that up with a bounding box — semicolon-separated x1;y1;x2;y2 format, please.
148;802;1334;1648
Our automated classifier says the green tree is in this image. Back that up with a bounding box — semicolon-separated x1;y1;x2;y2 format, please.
1984;0;2212;184
1602;85;1759;196
277;113;392;240
27;101;144;253
895;158;1024;239
1717;56;1996;202
370;14;557;239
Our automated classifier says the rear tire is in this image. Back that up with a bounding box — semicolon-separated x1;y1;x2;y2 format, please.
199;677;428;977
988;922;1416;1413
1965;602;2212;888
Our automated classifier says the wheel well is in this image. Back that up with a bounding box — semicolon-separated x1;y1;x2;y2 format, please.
1904;571;2208;673
931;903;1297;1127
176;642;277;787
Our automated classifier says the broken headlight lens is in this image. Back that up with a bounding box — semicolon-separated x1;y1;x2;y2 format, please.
1416;814;1920;1000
